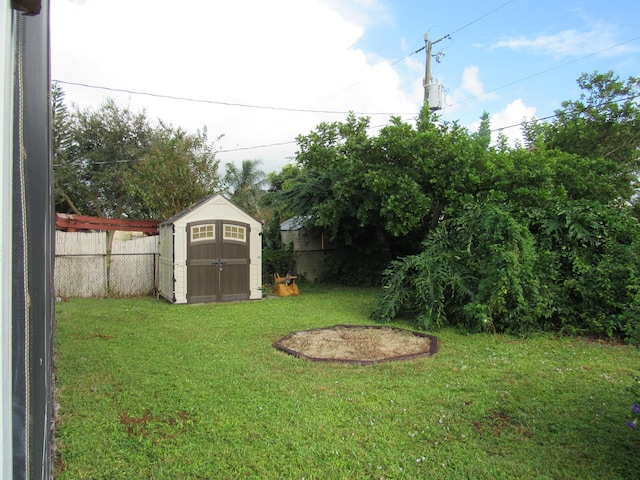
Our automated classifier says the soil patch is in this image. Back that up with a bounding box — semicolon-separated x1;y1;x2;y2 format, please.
273;325;438;364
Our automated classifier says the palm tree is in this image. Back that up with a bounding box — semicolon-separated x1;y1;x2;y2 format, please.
223;159;268;219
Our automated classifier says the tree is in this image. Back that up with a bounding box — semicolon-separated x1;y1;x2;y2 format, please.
223;159;267;220
126;123;221;219
371;202;546;334
266;110;504;284
264;71;640;340
527;71;640;201
51;82;77;213
53;90;223;220
266;114;397;284
372;195;640;341
474;111;492;150
371;72;640;342
54;98;154;219
267;71;640;340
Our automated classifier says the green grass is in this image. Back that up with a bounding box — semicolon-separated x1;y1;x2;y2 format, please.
55;287;640;479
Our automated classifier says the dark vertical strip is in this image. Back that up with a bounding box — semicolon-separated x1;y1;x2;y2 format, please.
12;13;28;478
12;1;52;479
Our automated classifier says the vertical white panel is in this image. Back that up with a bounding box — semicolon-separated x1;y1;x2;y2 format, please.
250;223;262;299
0;1;13;477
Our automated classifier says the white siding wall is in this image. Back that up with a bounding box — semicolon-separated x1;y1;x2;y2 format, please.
158;225;175;302
249;225;262;299
172;224;188;304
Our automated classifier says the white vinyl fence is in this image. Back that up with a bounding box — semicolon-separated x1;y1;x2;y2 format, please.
54;231;159;298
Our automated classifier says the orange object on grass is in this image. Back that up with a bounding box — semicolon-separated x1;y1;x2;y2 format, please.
273;272;300;296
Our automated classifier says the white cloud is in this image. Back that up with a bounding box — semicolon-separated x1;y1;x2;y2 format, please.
460;66;485;97
51;0;419;173
468;99;537;147
447;66;497;110
494;30;596;57
492;19;636;58
320;0;391;28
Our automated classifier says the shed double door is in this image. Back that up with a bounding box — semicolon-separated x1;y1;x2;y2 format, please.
186;220;251;303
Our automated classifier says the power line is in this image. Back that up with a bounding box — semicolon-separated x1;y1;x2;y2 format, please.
489;113;556;133
296;1;516;108
489;93;640;133
53;1;538;156
53;80;415;117
210;0;518;140
411;0;516;55
218;119;403;154
445;34;640;108
444;0;515;41
53;79;419;155
54;2;517;121
54;8;638;158
218;140;297;154
218;117;411;154
57;90;639;160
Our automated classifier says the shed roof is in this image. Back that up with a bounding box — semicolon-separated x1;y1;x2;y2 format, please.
280;216;312;231
159;193;261;226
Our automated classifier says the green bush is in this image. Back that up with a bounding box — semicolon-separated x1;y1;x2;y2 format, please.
533;200;640;340
372;200;640;341
261;247;296;284
372;203;547;334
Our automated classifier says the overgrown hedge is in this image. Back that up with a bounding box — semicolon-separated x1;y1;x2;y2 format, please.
372;199;640;342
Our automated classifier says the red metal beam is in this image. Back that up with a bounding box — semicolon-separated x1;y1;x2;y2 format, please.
55;213;159;234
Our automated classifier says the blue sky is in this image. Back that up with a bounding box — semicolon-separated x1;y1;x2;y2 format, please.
51;0;640;172
366;0;640;132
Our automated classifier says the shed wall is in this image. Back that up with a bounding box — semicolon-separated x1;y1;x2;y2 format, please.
281;229;323;251
158;224;175;302
280;227;328;282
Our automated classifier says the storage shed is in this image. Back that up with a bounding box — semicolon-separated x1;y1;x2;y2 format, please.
158;194;262;303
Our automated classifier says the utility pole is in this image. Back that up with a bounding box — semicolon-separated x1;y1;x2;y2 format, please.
423;33;433;108
420;32;447;111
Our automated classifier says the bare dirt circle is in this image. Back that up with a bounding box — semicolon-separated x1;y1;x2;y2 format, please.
273;325;438;365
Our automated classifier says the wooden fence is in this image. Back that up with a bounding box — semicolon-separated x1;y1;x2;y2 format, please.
54;231;159;298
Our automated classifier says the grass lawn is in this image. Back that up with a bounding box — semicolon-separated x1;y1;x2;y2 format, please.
55;287;640;479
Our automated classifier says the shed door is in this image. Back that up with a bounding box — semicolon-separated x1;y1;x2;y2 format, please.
186;220;251;303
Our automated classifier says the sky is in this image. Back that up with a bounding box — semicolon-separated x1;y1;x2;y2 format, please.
50;0;640;174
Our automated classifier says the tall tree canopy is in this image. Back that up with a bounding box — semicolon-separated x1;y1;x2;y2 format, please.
52;87;221;220
525;71;640;200
267;110;524;284
126;123;221;219
55;98;154;218
269;71;640;341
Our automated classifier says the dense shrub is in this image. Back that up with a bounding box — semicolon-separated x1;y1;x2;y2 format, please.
372;200;640;342
532;200;640;340
372;203;548;334
261;247;296;285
